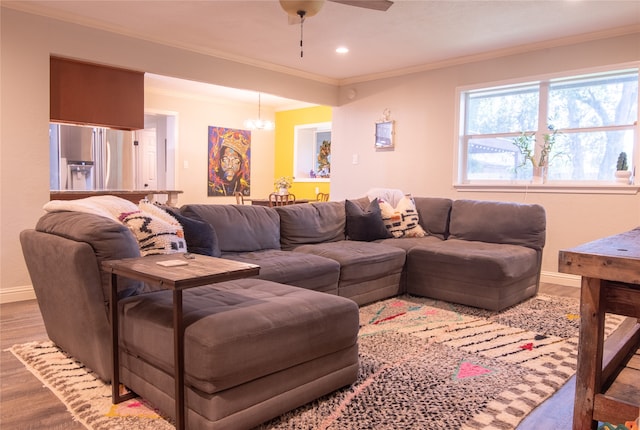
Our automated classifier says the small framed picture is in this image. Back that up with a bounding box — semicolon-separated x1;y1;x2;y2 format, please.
375;120;394;150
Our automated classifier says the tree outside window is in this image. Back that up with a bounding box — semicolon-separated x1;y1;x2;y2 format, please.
458;68;638;184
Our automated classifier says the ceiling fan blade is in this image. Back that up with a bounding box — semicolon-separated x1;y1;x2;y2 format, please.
329;0;393;11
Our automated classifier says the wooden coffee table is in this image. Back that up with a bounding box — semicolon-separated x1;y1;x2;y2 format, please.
558;228;640;430
102;254;260;430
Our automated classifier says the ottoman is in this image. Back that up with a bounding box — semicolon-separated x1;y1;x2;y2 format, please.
118;278;360;430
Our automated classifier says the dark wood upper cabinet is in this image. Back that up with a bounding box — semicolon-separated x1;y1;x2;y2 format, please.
50;56;144;130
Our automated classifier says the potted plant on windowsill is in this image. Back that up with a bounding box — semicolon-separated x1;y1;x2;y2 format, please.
274;176;293;195
615;152;631;184
512;125;561;184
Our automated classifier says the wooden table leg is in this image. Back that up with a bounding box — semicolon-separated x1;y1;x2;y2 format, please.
573;276;606;430
174;289;185;430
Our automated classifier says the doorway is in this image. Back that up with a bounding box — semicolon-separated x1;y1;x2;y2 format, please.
140;113;177;200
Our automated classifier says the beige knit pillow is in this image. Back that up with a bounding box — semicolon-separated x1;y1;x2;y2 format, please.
378;196;426;238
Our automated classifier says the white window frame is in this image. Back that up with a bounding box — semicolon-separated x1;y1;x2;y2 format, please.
454;63;640;194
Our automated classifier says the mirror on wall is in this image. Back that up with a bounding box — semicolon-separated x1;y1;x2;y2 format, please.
294;122;331;181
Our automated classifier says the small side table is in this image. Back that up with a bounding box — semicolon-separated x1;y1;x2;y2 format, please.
102;254;260;430
558;228;640;430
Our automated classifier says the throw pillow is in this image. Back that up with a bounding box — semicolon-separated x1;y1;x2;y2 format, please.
378;196;427;238
345;198;392;241
160;205;221;257
120;202;187;256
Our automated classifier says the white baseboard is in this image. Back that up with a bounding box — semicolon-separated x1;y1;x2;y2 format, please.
540;271;581;288
0;285;36;304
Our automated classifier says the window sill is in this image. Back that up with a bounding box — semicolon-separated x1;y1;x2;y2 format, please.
295;178;330;183
454;182;639;195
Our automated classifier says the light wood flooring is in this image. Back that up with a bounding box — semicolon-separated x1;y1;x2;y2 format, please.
0;283;579;430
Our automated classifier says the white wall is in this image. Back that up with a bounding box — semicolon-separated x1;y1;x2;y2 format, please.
330;32;640;281
2;7;639;302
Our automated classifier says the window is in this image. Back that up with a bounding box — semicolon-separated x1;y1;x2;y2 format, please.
457;68;638;185
294;122;331;181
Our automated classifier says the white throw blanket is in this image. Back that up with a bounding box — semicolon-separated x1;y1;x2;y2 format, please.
43;196;186;256
365;188;405;207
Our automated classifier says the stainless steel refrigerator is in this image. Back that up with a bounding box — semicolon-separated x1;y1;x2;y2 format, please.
50;123;136;191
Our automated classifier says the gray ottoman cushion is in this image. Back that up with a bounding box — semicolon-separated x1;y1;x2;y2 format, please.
119;278;359;394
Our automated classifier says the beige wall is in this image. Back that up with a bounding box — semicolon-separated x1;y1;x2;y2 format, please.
2;7;639;302
143;90;277;205
0;8;334;302
330;32;640;282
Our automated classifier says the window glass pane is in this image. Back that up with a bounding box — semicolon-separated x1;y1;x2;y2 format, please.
548;129;635;181
459;68;638;186
549;72;638;128
466;137;520;180
466;85;539;134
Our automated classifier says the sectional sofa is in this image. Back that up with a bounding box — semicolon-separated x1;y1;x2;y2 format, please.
19;194;546;430
180;195;546;310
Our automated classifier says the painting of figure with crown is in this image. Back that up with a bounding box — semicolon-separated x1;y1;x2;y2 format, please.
208;127;251;197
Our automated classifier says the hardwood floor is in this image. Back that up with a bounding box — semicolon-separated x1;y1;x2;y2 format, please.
0;283;579;429
1;298;85;429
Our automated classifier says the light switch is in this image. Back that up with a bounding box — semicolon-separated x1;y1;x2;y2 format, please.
352;154;359;164
183;160;189;169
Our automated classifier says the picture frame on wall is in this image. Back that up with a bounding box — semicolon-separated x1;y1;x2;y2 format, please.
375;120;394;150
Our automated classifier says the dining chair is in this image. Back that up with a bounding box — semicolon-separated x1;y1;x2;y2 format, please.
234;192;245;205
269;193;296;207
316;192;329;202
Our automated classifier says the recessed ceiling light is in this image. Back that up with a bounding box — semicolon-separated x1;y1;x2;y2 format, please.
336;47;349;54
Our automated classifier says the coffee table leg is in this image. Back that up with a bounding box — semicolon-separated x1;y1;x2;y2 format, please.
174;289;185;430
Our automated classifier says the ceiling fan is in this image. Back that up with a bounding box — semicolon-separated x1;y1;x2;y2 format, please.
279;0;393;57
280;0;393;24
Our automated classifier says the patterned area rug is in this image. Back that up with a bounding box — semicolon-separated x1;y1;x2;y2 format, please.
9;294;625;430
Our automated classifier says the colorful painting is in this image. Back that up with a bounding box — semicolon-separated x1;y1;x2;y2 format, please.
208;127;251;197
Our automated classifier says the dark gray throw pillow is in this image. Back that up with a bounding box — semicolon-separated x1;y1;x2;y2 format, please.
161;206;221;257
345;198;392;241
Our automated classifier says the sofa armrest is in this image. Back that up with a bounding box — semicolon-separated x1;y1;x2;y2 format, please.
20;229;113;381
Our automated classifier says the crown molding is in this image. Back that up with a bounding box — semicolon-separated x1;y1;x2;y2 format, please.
338;24;640;86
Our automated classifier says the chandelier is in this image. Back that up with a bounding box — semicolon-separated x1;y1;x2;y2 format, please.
244;93;274;130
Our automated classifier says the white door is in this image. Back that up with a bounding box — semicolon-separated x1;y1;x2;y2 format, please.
136;129;158;190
